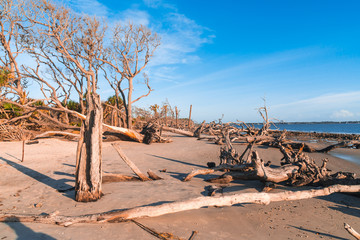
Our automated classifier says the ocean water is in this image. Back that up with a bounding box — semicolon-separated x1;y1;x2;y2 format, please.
249;123;360;135
246;122;360;165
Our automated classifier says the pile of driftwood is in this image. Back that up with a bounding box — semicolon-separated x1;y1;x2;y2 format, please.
183;107;360;189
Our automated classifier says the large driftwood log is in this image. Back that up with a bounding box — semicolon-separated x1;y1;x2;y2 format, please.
1;185;359;226
33;131;80;140
112;143;151;181
162;126;194;137
62;109;143;142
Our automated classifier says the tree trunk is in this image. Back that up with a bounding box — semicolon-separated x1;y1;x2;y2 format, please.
188;105;192;130
75;93;103;202
175;107;178;128
127;78;133;129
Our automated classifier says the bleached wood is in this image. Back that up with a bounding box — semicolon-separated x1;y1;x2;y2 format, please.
147;169;163;180
183;169;215;182
1;185;359;226
344;223;360;240
112;143;150;181
33;131;80;140
162;126;194;137
71;111;143;142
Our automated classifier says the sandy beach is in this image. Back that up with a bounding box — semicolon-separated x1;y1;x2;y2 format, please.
0;133;359;240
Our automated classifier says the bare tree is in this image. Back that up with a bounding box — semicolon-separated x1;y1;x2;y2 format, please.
24;0;105;201
0;0;29;104
101;23;160;129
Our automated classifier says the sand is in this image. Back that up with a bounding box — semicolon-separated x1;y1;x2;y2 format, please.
0;133;359;239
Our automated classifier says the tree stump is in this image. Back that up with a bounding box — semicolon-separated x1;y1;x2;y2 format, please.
75;93;103;202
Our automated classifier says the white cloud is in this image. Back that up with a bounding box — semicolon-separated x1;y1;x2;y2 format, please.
143;0;162;8
331;109;355;119
150;12;215;67
272;91;360;110
65;0;109;16
269;91;360;121
115;9;151;26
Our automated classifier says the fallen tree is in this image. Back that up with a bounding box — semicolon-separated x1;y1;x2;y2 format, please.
1;184;359;226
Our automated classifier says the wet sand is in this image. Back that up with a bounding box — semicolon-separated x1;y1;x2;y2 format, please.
0;133;359;239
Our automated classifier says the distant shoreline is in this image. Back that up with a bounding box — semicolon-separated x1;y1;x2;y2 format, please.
247;121;360;125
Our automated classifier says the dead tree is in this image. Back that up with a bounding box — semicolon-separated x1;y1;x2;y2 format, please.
0;0;29;105
23;0;108;201
75;93;103;201
100;23;160;129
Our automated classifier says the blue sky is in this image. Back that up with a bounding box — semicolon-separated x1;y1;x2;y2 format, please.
63;0;360;122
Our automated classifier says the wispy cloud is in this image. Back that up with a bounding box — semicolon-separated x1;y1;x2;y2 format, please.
269;91;360;121
113;9;151;26
272;91;360;110
150;12;215;67
143;0;162;8
330;109;355;119
156;47;326;92
65;0;109;16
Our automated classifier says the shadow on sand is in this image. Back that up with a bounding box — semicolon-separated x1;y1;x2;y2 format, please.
0;157;74;199
317;194;360;218
5;218;56;240
148;154;206;169
289;225;348;240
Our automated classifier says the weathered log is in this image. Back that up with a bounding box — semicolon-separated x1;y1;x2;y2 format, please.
1;185;359;226
317;141;359;153
61;109;143;142
344;223;360;240
112;143;151;181
193;120;205;138
147;169;163;180
207;151;300;184
162;126;194;137
102;173;140;183
183;169;215;182
33;131;80;140
75;93;103;202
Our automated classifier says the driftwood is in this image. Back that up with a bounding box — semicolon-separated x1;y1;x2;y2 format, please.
111;143;151;181
183;169;215;182
1;185;359;226
193;120;205;138
33;131;80;140
147;169;163;180
207;151;300;184
344;223;360;240
141;120;172;144
102;173;140;183
317;141;359;153
162;126;194;137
